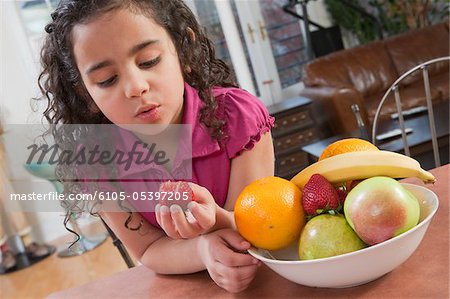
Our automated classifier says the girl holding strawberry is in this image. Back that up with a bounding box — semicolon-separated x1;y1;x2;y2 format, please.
38;0;274;293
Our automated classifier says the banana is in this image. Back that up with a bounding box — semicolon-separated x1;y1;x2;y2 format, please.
291;150;436;189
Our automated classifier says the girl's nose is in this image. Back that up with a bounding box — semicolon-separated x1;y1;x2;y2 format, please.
123;70;150;98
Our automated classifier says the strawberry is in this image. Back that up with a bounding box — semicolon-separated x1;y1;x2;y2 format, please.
302;174;340;216
159;181;195;210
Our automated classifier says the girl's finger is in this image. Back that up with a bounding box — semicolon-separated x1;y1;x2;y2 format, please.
209;262;224;282
187;202;215;230
188;183;214;204
170;205;201;238
217;229;252;252
235;264;260;281
220;263;259;281
155;204;161;225
215;244;257;267
215;263;259;293
158;205;181;239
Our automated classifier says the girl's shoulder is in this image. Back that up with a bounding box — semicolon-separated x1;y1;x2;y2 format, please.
212;87;275;158
212;86;260;107
212;86;268;120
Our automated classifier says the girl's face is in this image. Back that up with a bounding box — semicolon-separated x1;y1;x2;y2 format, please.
72;9;185;127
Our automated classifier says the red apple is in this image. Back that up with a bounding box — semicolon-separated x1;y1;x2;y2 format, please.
344;177;420;245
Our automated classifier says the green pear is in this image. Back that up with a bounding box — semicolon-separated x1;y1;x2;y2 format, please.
344;176;420;245
298;214;366;260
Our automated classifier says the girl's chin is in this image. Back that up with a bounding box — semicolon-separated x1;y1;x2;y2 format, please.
118;123;169;134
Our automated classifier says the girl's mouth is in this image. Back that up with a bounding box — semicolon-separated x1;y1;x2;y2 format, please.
136;105;160;121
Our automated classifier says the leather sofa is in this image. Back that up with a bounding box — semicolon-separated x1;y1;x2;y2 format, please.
300;21;449;135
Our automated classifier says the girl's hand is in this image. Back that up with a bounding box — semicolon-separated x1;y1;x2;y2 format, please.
198;229;261;293
155;183;216;239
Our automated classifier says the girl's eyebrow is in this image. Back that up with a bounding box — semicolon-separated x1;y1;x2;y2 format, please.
85;39;159;75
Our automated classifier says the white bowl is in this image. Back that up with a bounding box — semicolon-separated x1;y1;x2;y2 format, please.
248;183;439;288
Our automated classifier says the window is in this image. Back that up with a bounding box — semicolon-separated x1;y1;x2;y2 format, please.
16;0;310;106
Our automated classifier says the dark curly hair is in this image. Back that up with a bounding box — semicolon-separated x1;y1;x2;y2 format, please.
37;0;238;240
39;0;237;136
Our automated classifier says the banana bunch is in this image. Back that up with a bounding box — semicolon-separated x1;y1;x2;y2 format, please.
291;150;436;189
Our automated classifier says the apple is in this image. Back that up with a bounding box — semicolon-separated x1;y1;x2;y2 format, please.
344;176;420;245
298;214;366;260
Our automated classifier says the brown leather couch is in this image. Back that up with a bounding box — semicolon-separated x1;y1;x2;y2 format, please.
301;21;449;135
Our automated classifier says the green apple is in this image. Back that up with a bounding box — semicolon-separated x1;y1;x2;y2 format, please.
298;214;366;260
344;176;420;245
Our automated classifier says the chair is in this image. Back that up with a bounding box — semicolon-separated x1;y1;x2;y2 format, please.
100;218;135;268
372;56;450;168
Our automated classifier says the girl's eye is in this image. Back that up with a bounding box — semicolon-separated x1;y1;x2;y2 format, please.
97;75;117;87
139;56;161;68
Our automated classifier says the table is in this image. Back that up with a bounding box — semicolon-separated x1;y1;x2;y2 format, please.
302;100;449;165
48;165;449;299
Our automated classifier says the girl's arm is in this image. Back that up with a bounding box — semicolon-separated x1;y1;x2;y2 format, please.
101;132;273;269
100;210;205;273
100;210;258;278
100;133;273;292
216;131;275;228
156;132;275;235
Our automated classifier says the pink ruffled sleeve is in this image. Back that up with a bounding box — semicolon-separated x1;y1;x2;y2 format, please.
219;88;275;159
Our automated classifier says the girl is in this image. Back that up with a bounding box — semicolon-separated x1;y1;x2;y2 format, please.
39;0;274;293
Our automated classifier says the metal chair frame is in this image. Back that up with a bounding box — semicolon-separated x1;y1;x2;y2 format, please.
372;56;450;167
100;218;135;268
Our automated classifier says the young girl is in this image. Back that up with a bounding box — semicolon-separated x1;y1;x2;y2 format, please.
39;0;274;293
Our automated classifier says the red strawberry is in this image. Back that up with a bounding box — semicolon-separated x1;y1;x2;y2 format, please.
302;174;340;215
159;181;195;210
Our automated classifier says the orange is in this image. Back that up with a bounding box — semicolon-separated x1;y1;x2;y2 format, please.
319;138;379;161
234;176;305;250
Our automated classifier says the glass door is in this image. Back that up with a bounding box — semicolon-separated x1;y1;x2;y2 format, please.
188;0;307;106
187;0;259;99
234;0;307;104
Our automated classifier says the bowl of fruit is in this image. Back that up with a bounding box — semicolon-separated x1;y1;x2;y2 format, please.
235;139;439;288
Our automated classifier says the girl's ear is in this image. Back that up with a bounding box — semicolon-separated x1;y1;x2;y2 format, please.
187;27;196;42
184;28;196;75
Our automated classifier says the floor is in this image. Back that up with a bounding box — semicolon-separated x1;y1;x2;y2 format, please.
1;221;131;299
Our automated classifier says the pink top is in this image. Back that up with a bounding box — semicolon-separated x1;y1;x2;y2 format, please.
104;83;274;228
